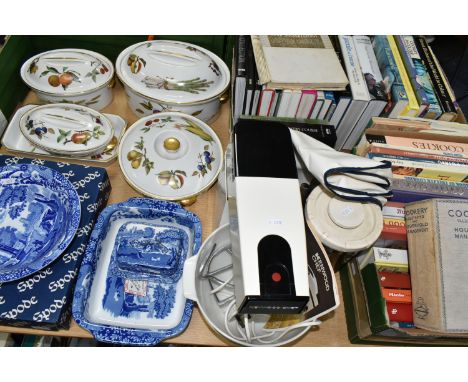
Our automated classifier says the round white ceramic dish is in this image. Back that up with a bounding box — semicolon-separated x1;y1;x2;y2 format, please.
116;40;230;122
19;103;114;157
118;112;223;204
183;224;311;347
20;48;114;110
305;185;383;252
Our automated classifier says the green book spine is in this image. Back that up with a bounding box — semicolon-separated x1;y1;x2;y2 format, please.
361;263;390;333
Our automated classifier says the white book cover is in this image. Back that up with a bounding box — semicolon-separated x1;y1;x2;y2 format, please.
338;36;370;101
258;89;275;116
353;35;386;101
251;35;349;89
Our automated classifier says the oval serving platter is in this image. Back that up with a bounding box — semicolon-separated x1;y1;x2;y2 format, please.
72;198;202;346
118;112;223;202
19;104;115;156
0;164;81;282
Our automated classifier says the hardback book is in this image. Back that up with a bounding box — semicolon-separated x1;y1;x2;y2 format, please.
239;114;336;147
368;142;468;165
285;89;302;118
268;89;280;117
271;89;283;117
250;64;262;116
372;35;419;118
368;153;468;182
295;89;317;119
233;35;247;122
335;36;370;150
364;117;468;142
318;91;334;120
413;36;458;122
309;90;324;119
365;134;468;159
339;36;387;151
257;88;275;116
387;36;428;117
275;89;292;117
429;44;462;120
329;90;352;127
397;35;442;119
241;37;255;116
406;199;468;332
395;35;436;118
324;92;337;121
251;35;348;90
391;181;468;203
383;201;405;219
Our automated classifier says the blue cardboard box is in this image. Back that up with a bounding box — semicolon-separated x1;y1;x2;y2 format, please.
0;155;111;330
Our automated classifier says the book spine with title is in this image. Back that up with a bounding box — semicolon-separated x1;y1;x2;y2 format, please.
386;36;423;117
372;36;418;118
398;35;442;119
413;36;458;122
365;134;468;159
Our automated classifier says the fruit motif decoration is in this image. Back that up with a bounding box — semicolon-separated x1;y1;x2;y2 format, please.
135;100;202;117
25;115;106;146
85;62;110;83
157;170;187;190
174;117;213;142
127;136;154;174
39;66;81;90
192;145;215;178
142;75;213;94
141;116;174;133
127;54;146;74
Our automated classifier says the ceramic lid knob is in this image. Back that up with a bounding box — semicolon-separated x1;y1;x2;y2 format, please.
164;137;181;152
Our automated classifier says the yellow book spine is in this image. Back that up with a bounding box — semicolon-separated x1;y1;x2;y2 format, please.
387;35;420;117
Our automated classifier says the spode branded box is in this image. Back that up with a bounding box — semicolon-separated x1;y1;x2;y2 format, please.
0;155;111;330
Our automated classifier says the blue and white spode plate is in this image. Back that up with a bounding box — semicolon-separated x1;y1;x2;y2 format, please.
0;164;81;282
72;198;201;346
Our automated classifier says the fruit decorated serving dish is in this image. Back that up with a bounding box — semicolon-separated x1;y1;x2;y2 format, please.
18;104;115;157
116;40;230;122
118;112;223;204
20;49;115;110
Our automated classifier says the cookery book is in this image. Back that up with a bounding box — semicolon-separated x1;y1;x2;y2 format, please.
0;155;111;330
251;35;348;90
406;199;468;333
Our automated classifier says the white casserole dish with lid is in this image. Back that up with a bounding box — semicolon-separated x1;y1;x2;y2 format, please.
20;48;115;110
116;40;230;122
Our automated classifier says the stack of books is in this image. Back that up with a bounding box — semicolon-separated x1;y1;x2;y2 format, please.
232;35;348;146
232;35;463;152
356;117;468;202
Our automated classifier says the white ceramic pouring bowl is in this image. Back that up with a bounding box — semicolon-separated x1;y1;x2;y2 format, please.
183;224;310;347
